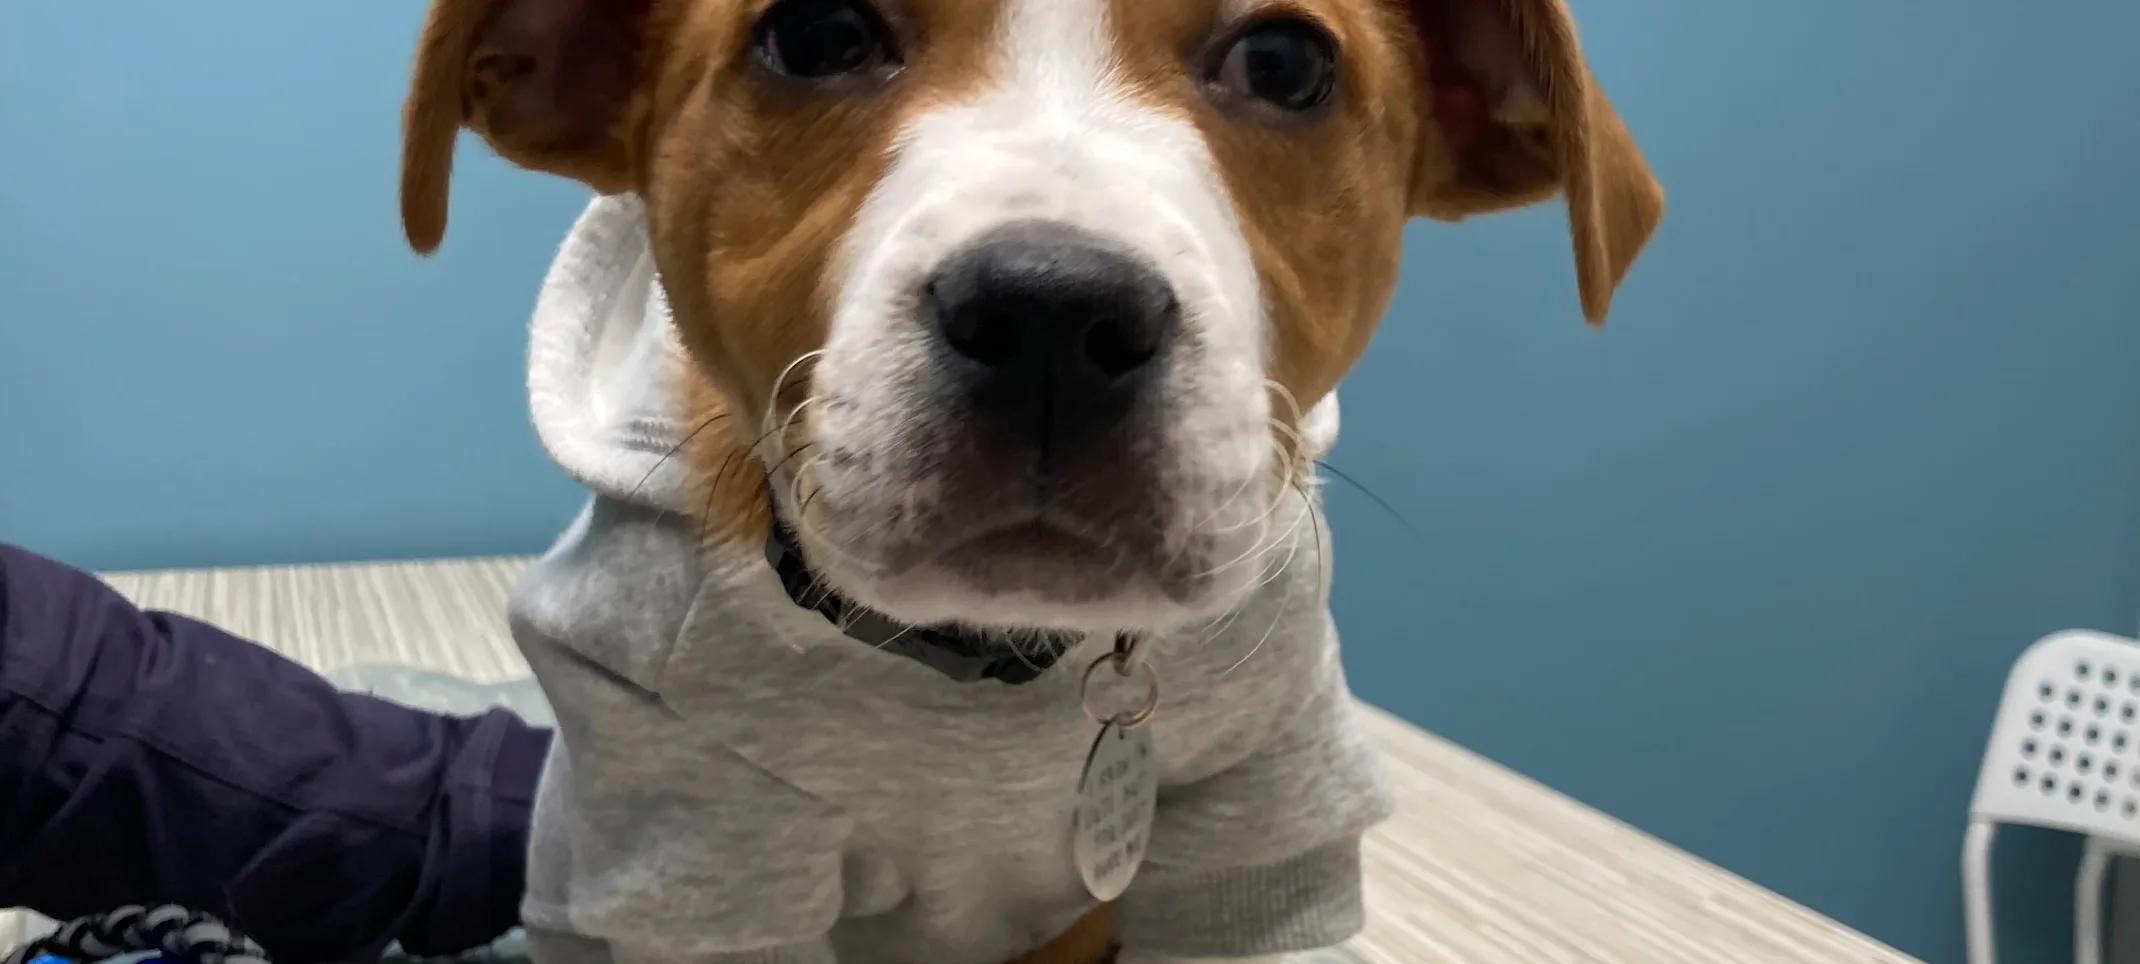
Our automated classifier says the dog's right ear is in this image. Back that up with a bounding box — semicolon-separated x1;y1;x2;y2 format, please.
400;0;658;253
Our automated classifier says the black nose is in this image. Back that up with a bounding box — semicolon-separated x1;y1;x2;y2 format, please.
922;220;1179;453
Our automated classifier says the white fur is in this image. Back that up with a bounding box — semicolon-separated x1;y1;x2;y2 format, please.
796;0;1286;632
1302;394;1340;460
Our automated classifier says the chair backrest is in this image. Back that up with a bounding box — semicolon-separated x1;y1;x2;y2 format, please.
1972;630;2140;843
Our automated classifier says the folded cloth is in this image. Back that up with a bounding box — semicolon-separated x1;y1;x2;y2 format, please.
0;542;553;964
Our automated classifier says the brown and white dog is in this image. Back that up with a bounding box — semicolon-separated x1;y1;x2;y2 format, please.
398;0;1659;961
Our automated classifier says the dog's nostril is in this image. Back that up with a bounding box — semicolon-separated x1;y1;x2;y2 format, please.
927;278;1023;367
956;311;1023;367
1082;314;1159;378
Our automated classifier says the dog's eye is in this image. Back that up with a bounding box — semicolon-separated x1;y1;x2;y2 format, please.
753;0;897;79
1212;18;1338;112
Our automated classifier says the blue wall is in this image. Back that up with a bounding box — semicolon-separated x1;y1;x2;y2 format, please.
4;1;2140;962
0;1;588;569
1331;2;2140;962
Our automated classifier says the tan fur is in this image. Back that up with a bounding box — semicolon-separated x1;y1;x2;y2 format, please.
1006;906;1119;964
651;0;1014;544
1097;0;1663;474
1107;0;1422;461
395;1;1661;960
401;0;659;252
1403;0;1664;323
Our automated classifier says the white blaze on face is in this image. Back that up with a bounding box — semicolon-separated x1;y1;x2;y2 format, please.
801;0;1287;628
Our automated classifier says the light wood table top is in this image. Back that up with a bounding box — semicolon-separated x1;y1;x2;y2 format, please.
4;558;1920;963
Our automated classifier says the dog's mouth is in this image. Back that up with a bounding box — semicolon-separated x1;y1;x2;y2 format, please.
950;520;1106;563
791;474;1233;630
927;519;1136;601
872;500;1157;587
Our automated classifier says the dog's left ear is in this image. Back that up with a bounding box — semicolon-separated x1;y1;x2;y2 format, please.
400;0;659;254
1404;0;1664;324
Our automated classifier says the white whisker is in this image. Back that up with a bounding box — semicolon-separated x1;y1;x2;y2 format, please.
1222;484;1321;678
1191;479;1307;581
761;350;827;436
1206;395;1310;539
785;454;880;574
763;394;824;468
1200;494;1307;642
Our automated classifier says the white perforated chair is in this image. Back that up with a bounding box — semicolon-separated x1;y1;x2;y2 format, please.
1967;630;2140;964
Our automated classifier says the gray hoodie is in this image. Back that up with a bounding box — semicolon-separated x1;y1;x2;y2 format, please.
507;195;1391;964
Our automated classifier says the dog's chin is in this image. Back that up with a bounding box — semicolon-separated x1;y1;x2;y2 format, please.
796;518;1246;634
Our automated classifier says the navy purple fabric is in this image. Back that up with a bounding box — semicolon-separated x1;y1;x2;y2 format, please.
0;542;550;963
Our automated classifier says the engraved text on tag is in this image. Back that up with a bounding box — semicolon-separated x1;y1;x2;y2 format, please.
1072;721;1159;901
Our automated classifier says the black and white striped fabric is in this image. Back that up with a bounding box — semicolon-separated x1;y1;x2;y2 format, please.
2;905;269;964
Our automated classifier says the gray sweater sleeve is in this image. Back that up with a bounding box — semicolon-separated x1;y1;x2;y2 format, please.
512;499;850;964
1116;614;1393;959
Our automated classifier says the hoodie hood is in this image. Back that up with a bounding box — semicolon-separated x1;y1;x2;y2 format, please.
526;195;693;513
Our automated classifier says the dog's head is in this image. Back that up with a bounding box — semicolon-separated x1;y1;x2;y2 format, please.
401;0;1661;635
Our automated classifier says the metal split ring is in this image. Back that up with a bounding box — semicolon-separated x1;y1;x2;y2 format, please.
1080;650;1159;729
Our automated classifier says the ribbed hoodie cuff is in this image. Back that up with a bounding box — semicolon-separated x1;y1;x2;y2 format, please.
525;926;837;964
1116;838;1367;957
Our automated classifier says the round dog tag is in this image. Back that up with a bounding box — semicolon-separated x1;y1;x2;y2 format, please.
1072;721;1159;901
